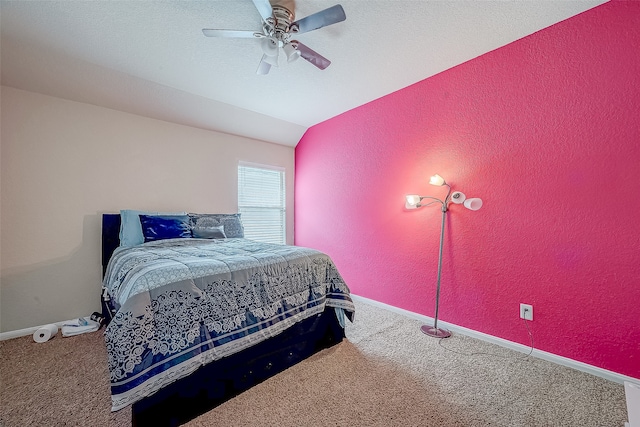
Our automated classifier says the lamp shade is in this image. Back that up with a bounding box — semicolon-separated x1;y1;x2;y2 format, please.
405;194;421;209
463;198;483;211
429;174;445;186
283;42;301;62
261;37;279;57
450;191;466;204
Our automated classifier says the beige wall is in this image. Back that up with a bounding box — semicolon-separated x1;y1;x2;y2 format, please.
0;86;295;332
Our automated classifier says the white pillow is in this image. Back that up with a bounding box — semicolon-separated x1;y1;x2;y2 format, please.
119;210;187;247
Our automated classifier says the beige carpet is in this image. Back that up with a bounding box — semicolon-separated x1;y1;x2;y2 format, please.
0;300;629;426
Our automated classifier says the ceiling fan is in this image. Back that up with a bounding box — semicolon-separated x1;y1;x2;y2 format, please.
202;0;346;75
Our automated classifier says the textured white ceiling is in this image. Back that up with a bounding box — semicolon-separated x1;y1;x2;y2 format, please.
0;0;607;146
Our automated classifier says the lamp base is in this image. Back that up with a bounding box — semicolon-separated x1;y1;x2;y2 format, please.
420;325;451;338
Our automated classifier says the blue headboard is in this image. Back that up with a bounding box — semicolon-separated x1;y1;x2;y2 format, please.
102;214;121;276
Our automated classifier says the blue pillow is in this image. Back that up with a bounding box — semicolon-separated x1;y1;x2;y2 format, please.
119;210;186;247
139;215;192;242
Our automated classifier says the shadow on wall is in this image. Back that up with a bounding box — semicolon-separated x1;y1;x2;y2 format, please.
0;214;103;333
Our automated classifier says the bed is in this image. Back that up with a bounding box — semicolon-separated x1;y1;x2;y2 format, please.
101;212;354;426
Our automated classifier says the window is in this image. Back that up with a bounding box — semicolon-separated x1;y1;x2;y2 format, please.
238;163;286;244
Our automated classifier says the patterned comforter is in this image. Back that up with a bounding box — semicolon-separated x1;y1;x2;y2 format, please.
102;238;354;411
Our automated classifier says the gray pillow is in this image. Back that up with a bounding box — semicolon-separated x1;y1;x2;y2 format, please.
192;224;226;239
188;213;244;238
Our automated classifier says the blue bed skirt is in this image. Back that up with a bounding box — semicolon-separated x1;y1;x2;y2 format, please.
131;307;344;426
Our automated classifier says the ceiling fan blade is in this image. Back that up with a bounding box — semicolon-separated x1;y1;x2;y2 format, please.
256;55;271;75
294;42;331;70
291;4;346;35
202;29;259;38
252;0;273;22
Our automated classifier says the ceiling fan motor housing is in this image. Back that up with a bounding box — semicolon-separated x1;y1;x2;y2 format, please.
269;5;296;45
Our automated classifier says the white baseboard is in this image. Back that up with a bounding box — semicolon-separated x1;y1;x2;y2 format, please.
0;318;92;341
350;294;639;385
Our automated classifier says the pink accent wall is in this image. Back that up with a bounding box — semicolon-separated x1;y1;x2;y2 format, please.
295;1;640;379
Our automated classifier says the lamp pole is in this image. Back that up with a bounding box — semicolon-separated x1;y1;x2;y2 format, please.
420;201;451;338
405;174;482;339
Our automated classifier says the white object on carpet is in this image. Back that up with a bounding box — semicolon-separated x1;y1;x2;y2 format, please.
61;317;100;337
32;324;59;343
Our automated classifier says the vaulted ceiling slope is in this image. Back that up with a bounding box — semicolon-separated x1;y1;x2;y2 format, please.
0;1;607;146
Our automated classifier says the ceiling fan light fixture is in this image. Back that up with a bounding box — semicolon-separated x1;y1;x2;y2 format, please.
261;37;279;57
263;50;279;66
283;42;301;62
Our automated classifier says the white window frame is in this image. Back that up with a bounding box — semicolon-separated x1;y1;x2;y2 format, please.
237;162;286;244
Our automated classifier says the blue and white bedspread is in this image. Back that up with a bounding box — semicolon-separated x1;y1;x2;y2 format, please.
102;238;354;411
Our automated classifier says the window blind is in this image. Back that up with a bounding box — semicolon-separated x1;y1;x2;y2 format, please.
238;164;286;244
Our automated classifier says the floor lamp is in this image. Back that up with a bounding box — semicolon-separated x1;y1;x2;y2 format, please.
405;174;482;338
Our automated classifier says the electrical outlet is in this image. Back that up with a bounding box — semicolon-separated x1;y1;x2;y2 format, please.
520;303;533;321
